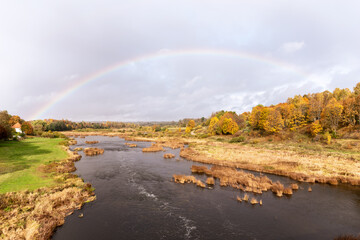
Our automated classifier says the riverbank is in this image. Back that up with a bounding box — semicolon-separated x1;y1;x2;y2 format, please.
0;137;95;239
62;130;360;186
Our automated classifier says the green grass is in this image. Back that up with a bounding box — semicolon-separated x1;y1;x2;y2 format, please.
0;137;68;193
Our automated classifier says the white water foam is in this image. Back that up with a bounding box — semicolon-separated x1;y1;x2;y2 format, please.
179;216;198;240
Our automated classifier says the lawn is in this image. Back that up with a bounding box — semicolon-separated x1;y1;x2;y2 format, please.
0;137;68;193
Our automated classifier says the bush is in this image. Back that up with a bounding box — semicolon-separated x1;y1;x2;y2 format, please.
41;131;66;138
229;136;246;143
199;134;209;139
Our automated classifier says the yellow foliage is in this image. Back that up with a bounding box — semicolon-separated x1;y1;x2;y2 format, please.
221;118;239;135
310;120;323;136
208;117;219;135
185;126;192;134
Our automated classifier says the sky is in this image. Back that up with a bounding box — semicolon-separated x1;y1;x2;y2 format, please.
1;0;360;122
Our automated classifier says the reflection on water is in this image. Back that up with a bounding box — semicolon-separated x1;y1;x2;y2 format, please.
53;136;360;240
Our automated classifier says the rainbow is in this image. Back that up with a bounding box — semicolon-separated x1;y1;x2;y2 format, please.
30;48;308;120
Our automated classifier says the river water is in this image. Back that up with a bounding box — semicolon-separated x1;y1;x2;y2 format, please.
53;136;360;240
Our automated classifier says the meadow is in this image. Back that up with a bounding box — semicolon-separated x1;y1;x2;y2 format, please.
0;137;67;193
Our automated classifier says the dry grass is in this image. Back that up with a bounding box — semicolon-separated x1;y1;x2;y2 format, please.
334;235;360;240
173;174;205;188
142;143;164;152
206;177;215;185
0;180;95;239
125;143;137;148
250;197;258;205
85;141;99;144
84;148;104;156
180;140;360;186
163;153;175;159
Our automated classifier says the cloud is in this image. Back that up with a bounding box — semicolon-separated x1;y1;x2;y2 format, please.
0;1;360;121
281;41;305;53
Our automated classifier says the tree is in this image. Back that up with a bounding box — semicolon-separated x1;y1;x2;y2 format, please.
0;110;12;139
208;117;219;135
249;105;264;129
308;93;324;121
262;108;284;133
333;88;351;101
310;120;323;137
220;118;239;135
321;98;343;133
21;122;34;135
354;94;360;125
9;115;21;126
353;82;360;96
342;97;357;126
187;120;196;129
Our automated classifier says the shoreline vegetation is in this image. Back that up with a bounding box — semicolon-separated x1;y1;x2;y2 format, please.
0;137;95;239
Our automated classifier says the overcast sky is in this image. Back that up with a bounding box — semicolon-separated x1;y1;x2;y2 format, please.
1;1;360;121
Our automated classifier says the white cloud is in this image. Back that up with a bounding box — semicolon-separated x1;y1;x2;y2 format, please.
281;41;305;53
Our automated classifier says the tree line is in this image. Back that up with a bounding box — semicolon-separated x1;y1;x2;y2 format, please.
206;82;360;137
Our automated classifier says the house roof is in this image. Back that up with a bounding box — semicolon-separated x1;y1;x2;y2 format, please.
11;123;22;129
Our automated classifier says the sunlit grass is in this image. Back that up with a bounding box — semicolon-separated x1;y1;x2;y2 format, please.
0;137;67;193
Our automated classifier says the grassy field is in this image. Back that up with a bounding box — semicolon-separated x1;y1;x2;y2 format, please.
0;137;68;193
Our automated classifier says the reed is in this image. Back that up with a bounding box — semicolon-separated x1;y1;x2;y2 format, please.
164;153;175;159
84;148;104;156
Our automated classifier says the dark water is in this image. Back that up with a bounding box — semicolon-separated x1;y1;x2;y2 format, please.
53;136;360;240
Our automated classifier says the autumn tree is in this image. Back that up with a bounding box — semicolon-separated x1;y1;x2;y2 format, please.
9;115;21;126
0;110;12;139
262;108;284;133
353;82;360;96
249;105;264;129
321;98;344;133
187;120;196;129
342;97;357;126
354;94;360;125
220;118;239;135
308;93;324;121
21;122;34;135
310;120;323;137
208;117;219;135
333;88;351;101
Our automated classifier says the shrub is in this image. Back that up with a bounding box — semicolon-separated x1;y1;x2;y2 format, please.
229;136;245;143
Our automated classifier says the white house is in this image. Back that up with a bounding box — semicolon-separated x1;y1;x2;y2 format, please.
11;123;22;133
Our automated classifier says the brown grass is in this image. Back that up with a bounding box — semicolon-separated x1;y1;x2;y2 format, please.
85;141;99;144
308;187;312;192
142;143;164;152
250;197;258;205
125;143;137;148
334;235;360;240
178;138;360;186
172;175;205;188
243;194;249;202
164;153;175;159
191;165;212;175
291;183;299;190
283;187;293;195
84;148;104;156
74;147;83;151
206;177;215;185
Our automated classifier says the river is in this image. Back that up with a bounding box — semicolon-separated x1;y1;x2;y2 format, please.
52;136;360;240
